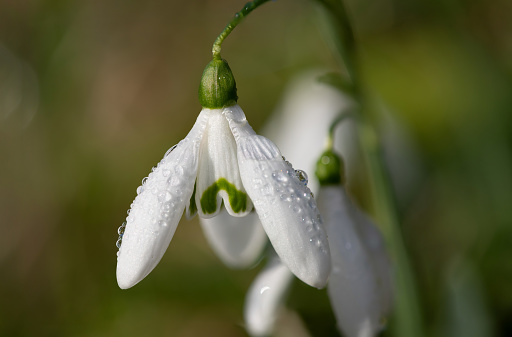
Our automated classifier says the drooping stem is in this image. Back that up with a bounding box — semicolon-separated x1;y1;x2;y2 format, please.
316;1;425;336
326;111;356;150
212;0;273;59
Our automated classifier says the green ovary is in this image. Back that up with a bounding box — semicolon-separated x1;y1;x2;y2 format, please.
200;178;247;214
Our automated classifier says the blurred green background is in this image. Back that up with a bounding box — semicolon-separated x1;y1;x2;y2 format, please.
1;0;511;336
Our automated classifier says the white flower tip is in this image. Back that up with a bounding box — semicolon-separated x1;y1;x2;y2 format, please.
298;258;331;289
116;262;145;289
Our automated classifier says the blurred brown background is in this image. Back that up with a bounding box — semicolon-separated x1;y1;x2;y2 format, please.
1;0;511;336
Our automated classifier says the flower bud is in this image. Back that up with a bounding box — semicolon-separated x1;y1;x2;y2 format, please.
198;58;238;109
315;150;345;186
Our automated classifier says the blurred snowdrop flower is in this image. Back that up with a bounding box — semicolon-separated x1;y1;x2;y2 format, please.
116;59;331;289
263;70;360;192
244;254;295;337
244;150;393;337
316;150;393;337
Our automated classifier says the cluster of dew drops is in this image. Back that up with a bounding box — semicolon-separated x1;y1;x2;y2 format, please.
116;144;178;257
281;156;327;253
116;152;312;257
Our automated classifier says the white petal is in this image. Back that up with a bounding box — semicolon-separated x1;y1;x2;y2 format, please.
317;186;391;337
199;209;267;268
244;257;295;337
116;111;208;289
352;203;394;317
195;108;253;218
225;104;331;288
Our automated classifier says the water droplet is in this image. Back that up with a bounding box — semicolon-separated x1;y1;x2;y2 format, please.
165;191;172;201
158;220;168;228
116;239;122;248
142;177;148;185
293;205;302;213
306;226;313;232
288;187;295;194
295;170;308;186
136;186;143;195
162;169;170;177
168;176;180;186
117;225;125;236
165;145;177;157
280;194;287;201
175;165;184;176
273;171;288;183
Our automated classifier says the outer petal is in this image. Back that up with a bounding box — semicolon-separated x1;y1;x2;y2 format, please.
195;108;253;218
116;111;208;289
224;105;331;288
244;257;295;337
199;209;267;268
317;186;390;337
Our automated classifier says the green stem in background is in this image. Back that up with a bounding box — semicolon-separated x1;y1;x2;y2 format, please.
326;111;356;150
315;0;358;88
212;0;272;60
315;1;425;336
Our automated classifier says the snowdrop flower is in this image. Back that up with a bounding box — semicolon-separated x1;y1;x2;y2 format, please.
197;70;357;269
244;254;295;337
116;58;331;289
316;150;393;337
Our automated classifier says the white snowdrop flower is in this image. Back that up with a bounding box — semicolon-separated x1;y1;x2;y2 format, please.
198;70;355;269
316;150;393;337
244;255;295;337
116;58;331;289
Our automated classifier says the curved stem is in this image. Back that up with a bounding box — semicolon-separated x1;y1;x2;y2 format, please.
326;110;357;149
212;0;272;59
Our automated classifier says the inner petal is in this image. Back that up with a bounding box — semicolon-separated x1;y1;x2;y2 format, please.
196;109;253;218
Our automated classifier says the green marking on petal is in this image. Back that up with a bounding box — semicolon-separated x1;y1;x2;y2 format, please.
200;178;247;214
188;183;197;216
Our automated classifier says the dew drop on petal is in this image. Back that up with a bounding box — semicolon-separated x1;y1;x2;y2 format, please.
295;169;308;186
117;224;126;236
165;145;177;157
175;165;185;176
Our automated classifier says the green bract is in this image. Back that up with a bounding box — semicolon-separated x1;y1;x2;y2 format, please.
315;150;345;186
198;58;238;109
